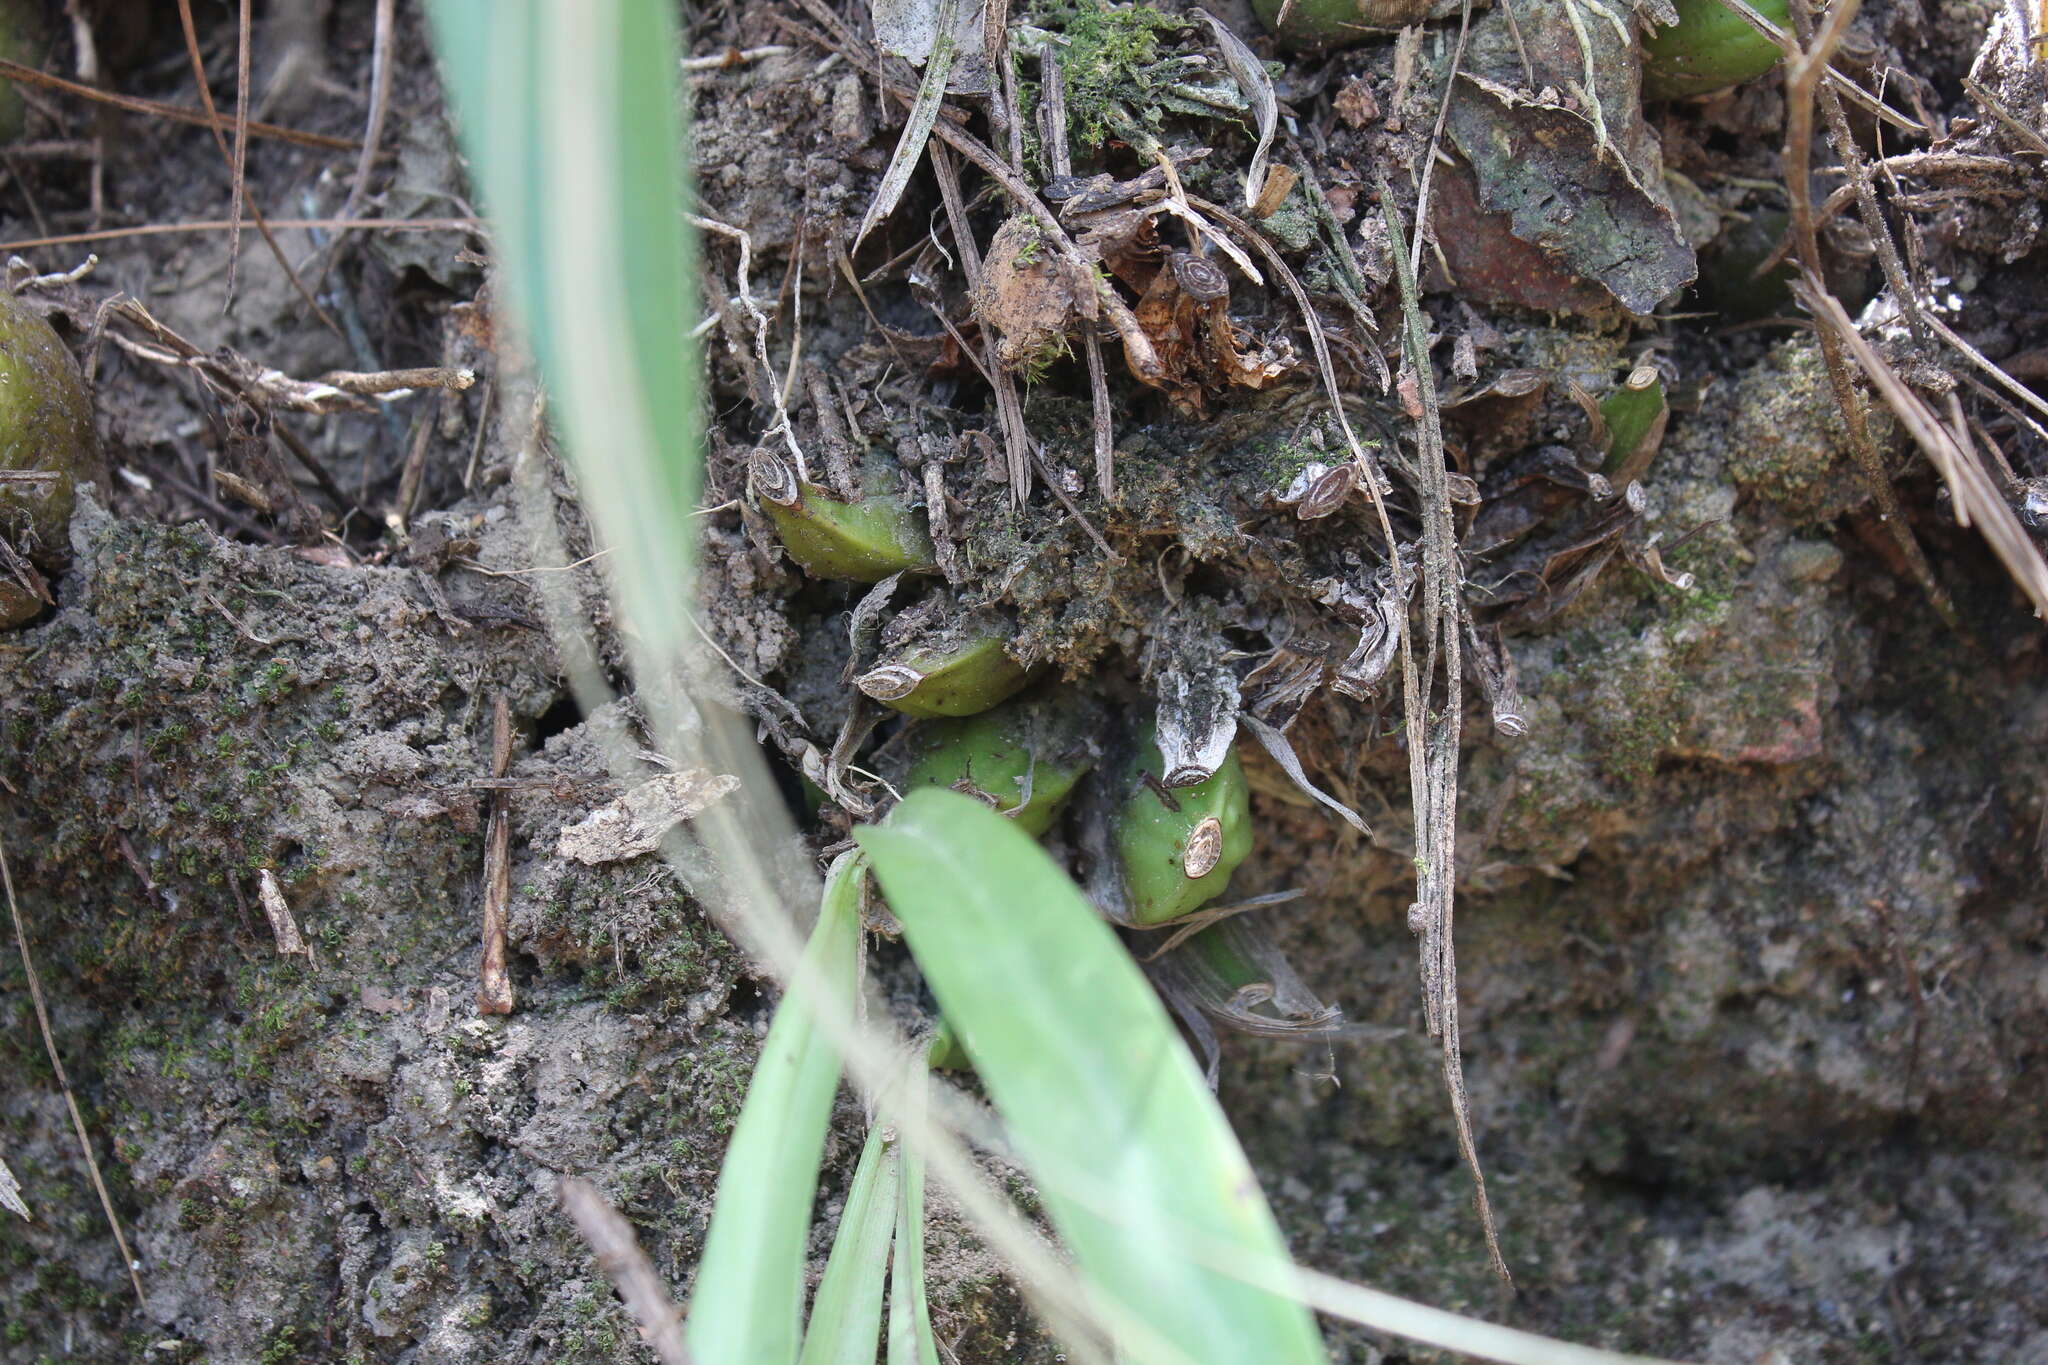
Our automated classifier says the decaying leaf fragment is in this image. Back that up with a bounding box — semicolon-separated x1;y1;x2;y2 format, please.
1147;915;1351;1086
870;0;990;92
2;1153;30;1221
1130;249;1291;412
1441;4;1696;315
971;216;1085;374
557;770;742;865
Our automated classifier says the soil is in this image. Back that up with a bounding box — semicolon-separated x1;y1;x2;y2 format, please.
3;1;2047;1363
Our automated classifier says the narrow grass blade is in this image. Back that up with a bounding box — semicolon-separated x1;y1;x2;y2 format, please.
856;789;1326;1365
686;851;865;1365
887;1053;940;1365
799;1119;901;1365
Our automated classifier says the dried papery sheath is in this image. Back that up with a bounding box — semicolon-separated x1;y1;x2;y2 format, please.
1150;917;1344;1039
746;445;801;505
1333;560;1412;700
1297;461;1356;520
749;446;936;583
1111;719;1253;925
1238;711;1370;833
857;609;1033;718
1155;660;1241;786
1197;10;1277;210
1462;612;1528;738
1168;250;1231;304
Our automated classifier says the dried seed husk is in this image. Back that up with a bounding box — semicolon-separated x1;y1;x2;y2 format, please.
750;447;936;583
901;692;1097;835
858;611;1034;718
0;290;103;628
1641;0;1789;101
1112;723;1253;925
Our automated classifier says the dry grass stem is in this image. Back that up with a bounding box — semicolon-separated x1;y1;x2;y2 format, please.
1803;283;2048;620
478;696;516;1014
1377;179;1510;1287
2;833;146;1307
557;1177;694;1365
1781;0;1952;622
168;0;337;331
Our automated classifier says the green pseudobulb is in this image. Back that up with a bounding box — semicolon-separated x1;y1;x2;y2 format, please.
0;289;102;627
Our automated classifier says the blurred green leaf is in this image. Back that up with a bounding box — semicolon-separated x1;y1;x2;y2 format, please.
686;852;865;1365
856;789;1326;1365
423;0;700;690
887;1051;940;1365
800;1117;901;1365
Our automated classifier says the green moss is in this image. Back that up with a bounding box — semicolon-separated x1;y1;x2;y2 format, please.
1028;1;1191;152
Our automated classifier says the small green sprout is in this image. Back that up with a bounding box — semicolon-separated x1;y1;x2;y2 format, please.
749;447;935;583
1641;0;1789;101
1599;363;1668;484
1112;723;1253;925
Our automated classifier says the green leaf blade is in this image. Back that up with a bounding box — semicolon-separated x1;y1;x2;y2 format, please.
800;1120;901;1365
685;852;866;1365
856;790;1326;1365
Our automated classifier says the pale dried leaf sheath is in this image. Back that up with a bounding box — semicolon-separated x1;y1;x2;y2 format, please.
852;0;960;254
1238;712;1370;835
557;770;744;865
1156;661;1240;787
1;1152;29;1220
1199;10;1277;211
258;869;310;958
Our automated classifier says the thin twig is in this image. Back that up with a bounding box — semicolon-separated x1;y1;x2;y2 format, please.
930;143;1033;507
1781;0;1952;623
557;1177;694;1365
680;45;792;72
312;0;396;292
478;696;515;1014
2;832;146;1308
782;4;1163;386
1188;195;1398;555
1039;38;1116;500
1962;75;2048;157
691;214;808;478
1408;0;1473;284
1803;282;2048;620
229;0;252;299
170;0;339;333
0;217;480;253
1379;176;1511;1290
0;57;356;150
